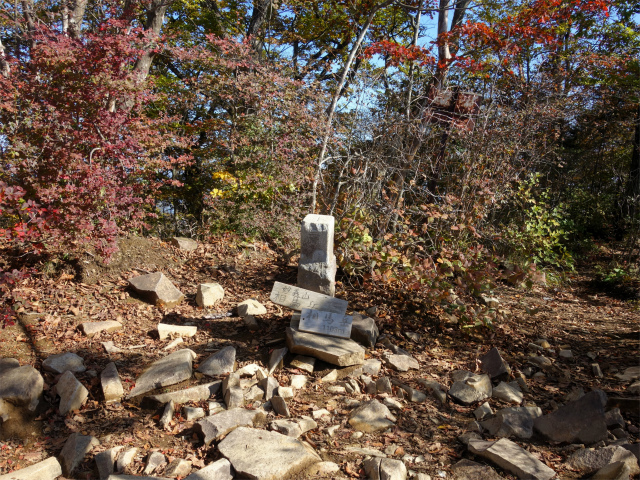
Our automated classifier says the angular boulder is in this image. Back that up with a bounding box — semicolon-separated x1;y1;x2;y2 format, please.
144;381;220;407
80;321;123;337
479;347;511;379
128;272;184;308
350;314;379;347
194;408;266;445
58;433;100;476
218;427;321;480
56;371;88;415
348;399;396;433
196;283;224;308
197;346;236;376
533;389;608;444
43;352;85;374
0;364;43;411
449;373;492;405
171;237;198;251
567;446;640;475
480;406;543;440
101;362;124;404
0;456;62;480
126;349;196;398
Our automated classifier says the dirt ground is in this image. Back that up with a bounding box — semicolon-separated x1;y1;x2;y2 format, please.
0;236;638;479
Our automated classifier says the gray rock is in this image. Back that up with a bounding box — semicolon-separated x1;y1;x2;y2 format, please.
157;323;197;340
363;457;407;480
468;438;555;480
80;321;123;337
298;214;337;296
196;283;224;308
95;446;123;480
0;456;62;480
591;461;632;480
159;400;175;429
270;282;348;314
244;385;265;403
480;295;500;308
363;375;377;394
451;459;504;480
268;347;288;374
184;458;233;480
43;352;85;374
58;433;100;476
218;426;321;480
417;379;447;405
143;451;166;475
165;458;191;478
393;381;427;403
492;382;523;404
479;347;511;378
271;396;290;417
195;408;266;445
383;354;419;372
237;299;267;317
271;416;317;438
171;237;198;251
224;386;244;409
116;447;137;473
198;346;236;376
351;314;379;347
0;364;43;410
628;381;640;394
290;355;315;373
290;374;307;389
0;358;20;375
559;349;573;359
533;389;608;444
376;377;393;394
127;349;196;398
286;327;365;366
449;374;492;405
349;399;396;433
101;362;124;404
128;272;184;308
567;446;640;475
474;402;494;421
56;371;88;415
528;356;553;369
615;366;640;382
144;382;221;406
183;406;206;421
258;376;279;401
102;341;123;354
363;358;382;376
480;406;543;439
383;397;403;411
321;369;338;382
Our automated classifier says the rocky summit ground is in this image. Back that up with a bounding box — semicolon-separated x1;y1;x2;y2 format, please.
0;236;638;480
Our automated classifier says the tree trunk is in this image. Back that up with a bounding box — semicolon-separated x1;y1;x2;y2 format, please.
247;0;281;54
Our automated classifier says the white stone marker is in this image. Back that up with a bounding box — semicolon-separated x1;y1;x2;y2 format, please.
299;308;353;339
270;282;347;315
298;214;337;296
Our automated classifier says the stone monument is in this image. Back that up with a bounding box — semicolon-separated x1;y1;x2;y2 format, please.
298;214;336;296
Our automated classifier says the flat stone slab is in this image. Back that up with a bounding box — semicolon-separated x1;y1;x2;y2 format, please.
349;399;396;433
56;371;88;415
218;427;321;480
194;408;266;445
95;446;122;480
533;389;608;444
184;458;233;480
384;353;419;372
144;382;221;406
197;346;236;376
157;323;197;340
290;355;316;373
43;352;85;374
363;457;407;480
0;364;43;410
286;327;364;366
469;438;555;480
171;237;198;251
128;272;185;308
80;321;123;337
299;308;352;338
270;282;347;315
127;349;196;398
0;456;62;480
